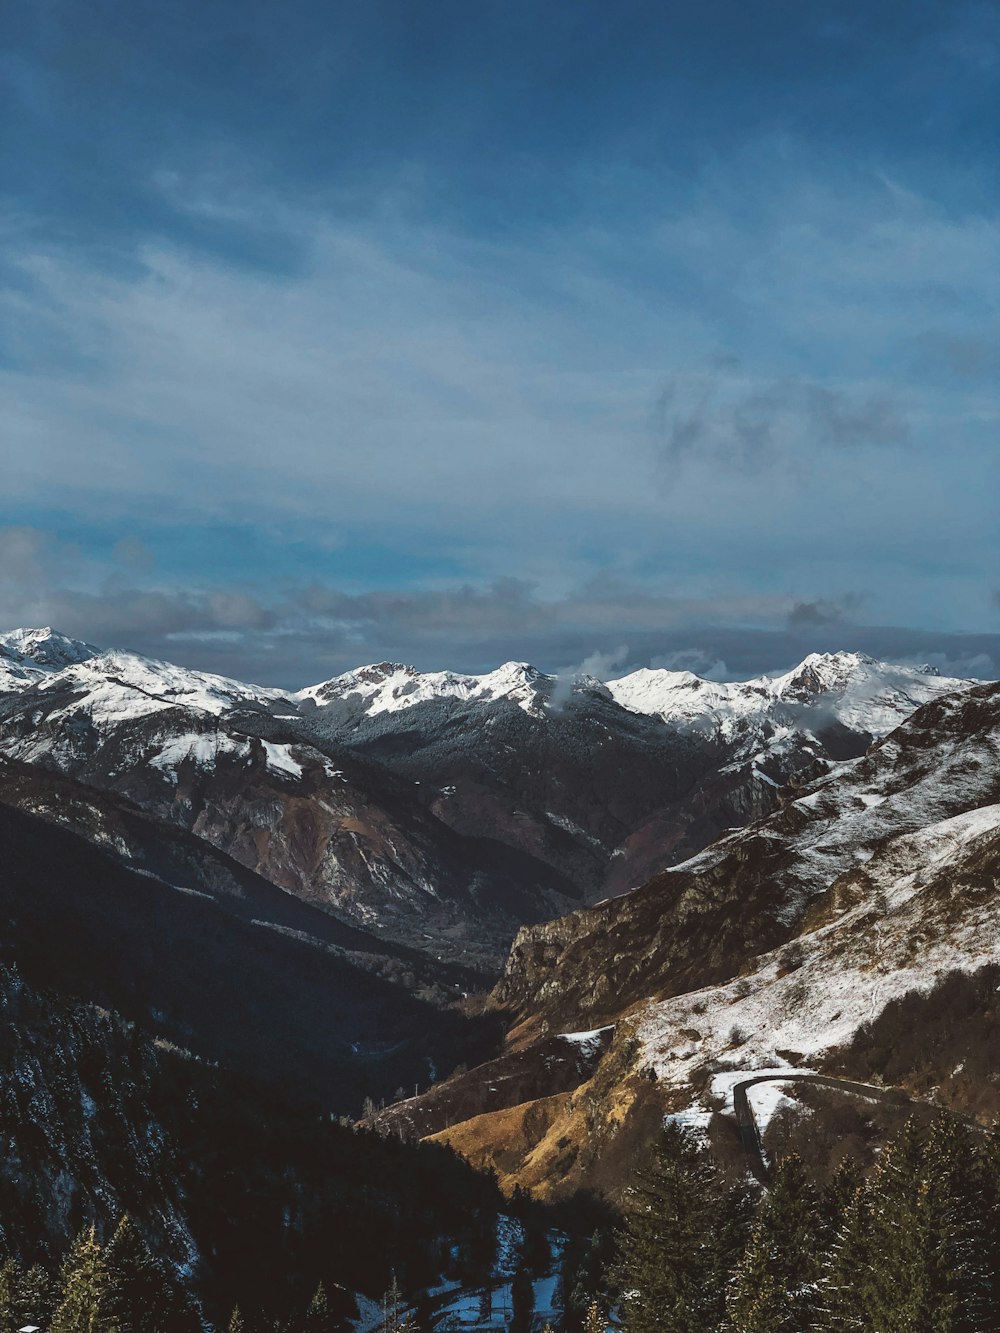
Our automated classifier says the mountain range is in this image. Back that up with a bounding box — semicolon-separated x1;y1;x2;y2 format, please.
0;628;972;969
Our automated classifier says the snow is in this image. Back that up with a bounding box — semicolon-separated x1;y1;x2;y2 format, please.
607;651;973;756
709;1067;816;1115
6;648;291;737
299;660;548;716
261;740;304;778
351;1294;388;1333
0;627;101;693
638;797;1000;1110
558;1025;615;1056
432;1271;564;1329
149;731;251;778
747;1082;807;1135
0;626;99;672
493;1214;525;1278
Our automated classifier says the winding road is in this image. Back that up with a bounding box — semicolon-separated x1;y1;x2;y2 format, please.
732;1072;982;1186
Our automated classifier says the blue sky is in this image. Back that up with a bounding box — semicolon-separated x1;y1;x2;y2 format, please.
2;0;998;684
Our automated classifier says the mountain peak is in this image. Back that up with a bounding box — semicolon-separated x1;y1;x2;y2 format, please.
606;650;973;750
299;658;549;716
0;626;101;670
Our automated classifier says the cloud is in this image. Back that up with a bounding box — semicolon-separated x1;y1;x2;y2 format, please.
653;366;909;476
914;332;1000;382
112;535;154;574
1;142;997;672
787;595;863;629
549;643;629;707
0;522;996;688
0;525;95;592
649;648;730;681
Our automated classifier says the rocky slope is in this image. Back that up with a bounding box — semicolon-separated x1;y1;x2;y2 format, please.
299;649;973;908
376;681;1000;1198
0;964;508;1323
494;680;1000;1037
0;630;976;969
0;646;576;968
0;772;496;1112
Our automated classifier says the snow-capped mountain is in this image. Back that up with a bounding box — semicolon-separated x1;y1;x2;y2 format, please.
308;649;978;906
378;679;1000;1199
496;678;1000;1032
0;635;576;967
298;659;548;715
607;650;968;749
0;625;100;691
0;628;984;969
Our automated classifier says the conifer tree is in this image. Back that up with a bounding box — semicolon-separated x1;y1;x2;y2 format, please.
510;1261;535;1333
922;1114;990;1330
382;1274;405;1331
105;1214;196;1332
979;1121;1000;1319
584;1298;607;1332
823;1156;864;1233
228;1305;246;1332
14;1260;55;1329
823;1120;929;1330
0;1256;22;1325
820;1117;984;1332
724;1153;826;1332
305;1280;354;1332
614;1122;727;1333
50;1224;115;1333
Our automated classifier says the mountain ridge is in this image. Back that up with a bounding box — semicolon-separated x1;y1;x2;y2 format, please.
0;627;983;968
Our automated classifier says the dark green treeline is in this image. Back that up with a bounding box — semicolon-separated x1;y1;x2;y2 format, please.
616;1117;1000;1332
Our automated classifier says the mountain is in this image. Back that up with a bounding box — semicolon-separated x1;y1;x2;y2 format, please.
299;648;974;907
607;650;960;749
0;961;509;1324
0;762;495;1111
297;658;548;715
0;631;977;969
0;625;99;690
376;680;1000;1200
0;645;576;969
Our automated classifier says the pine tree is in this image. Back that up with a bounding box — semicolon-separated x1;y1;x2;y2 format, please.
13;1260;55;1329
823;1156;864;1233
305;1280;350;1332
50;1224;115;1333
584;1298;607;1332
820;1117;985;1332
105;1214;196;1332
724;1153;826;1332
979;1121;1000;1321
510;1261;535;1333
228;1306;246;1332
922;1114;990;1330
381;1275;407;1332
614;1122;728;1333
822;1120;928;1331
0;1256;22;1325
